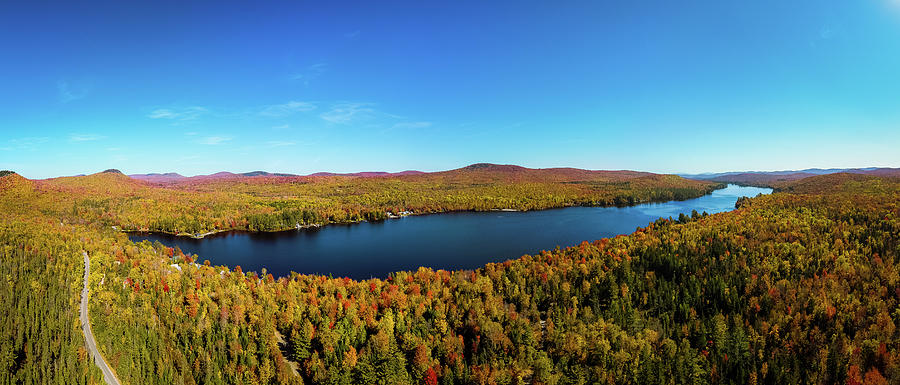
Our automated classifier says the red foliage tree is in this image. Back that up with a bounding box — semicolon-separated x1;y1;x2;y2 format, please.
424;367;438;385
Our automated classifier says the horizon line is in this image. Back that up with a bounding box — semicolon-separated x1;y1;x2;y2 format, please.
5;163;900;181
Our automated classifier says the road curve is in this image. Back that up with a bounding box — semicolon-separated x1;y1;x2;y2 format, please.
81;251;122;385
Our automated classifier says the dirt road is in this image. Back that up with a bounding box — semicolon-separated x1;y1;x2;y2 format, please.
81;251;122;385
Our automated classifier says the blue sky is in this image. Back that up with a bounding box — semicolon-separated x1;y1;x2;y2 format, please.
2;1;900;179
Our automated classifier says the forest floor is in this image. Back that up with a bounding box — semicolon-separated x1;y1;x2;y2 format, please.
80;252;122;385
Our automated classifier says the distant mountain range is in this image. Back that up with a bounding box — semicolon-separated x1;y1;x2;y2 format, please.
6;163;897;186
125;163;663;184
681;167;900;187
307;170;424;178
121;163;692;188
680;167;886;179
117;165;898;185
128;170;425;183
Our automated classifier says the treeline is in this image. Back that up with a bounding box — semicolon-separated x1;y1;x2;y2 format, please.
246;208;388;232
239;184;721;233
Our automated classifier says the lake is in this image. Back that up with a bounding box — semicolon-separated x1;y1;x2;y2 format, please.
129;184;771;280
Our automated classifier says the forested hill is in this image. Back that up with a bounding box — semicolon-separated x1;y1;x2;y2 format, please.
692;168;900;189
773;172;899;194
32;164;721;236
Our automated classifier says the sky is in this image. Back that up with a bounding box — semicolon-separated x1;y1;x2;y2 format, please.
2;0;900;179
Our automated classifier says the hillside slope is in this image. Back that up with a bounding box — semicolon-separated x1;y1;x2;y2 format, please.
37;164;720;235
689;167;900;188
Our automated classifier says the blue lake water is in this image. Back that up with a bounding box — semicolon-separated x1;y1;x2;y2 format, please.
129;184;771;280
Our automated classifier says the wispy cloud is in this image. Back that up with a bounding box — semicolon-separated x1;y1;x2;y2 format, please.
69;133;107;142
266;140;297;147
345;30;361;39
198;136;232;145
58;80;90;103
259;101;316;117
147;106;208;120
290;63;328;86
320;102;377;124
272;124;290;130
1;137;49;151
392;121;432;129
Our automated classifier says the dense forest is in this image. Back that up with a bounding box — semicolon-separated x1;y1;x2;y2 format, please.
1;167;899;384
0;176;102;383
43;164;723;235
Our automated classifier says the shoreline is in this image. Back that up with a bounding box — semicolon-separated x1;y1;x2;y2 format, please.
121;228;230;239
122;184;735;240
